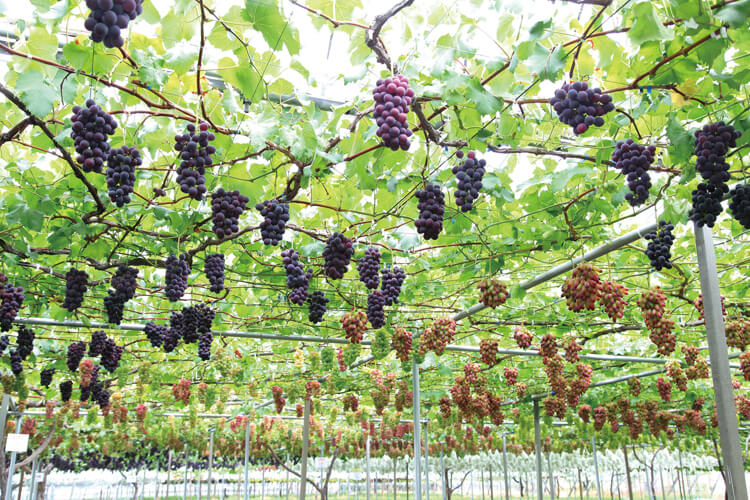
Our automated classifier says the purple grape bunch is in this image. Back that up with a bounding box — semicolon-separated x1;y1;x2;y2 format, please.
71;99;118;173
62;269;89;312
549;81;613;134
256;199;290;246
0;282;24;332
452;151;486;212
611;139;656;207
323;233;354;280
307;292;329;324
106;146;140;207
205;254;225;293
165;253;190;302
210;189;249;239
415;183;445;240
281;249;311;305
83;0;144;49
367;290;386;329
173;123;215;201
373;75;414;151
381;266;405;305
357;247;381;289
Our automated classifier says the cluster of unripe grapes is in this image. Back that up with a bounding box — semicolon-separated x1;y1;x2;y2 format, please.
381;266;406;305
692;293;726;320
174;123;214;201
323;232;354;280
366;290;386;329
106;146;140;207
726;319;750;351
256;199;290;246
280;249;311;305
210;189;249;239
561;263;603;312
504;367;518;386
372;76;414;151
740;352;750;381
391;327;412;362
62;269;89;312
204;254;225;293
479;338;498;365
729;184;750;229
272;386;286;414
307;291;329;324
419;317;456;355
71;99;118;173
611;140;655;206
637;287;676;356
477;279;508;309
513;327;533;349
164;253;190;302
593;406;608;431
452;151;486;211
83;0;144;48
656;377;672;401
666;360;687;391
342;310;368;344
357;247;381;289
599;280;628;322
644;220;675;271
172;378;191;405
415;183;445;240
549;81;613;134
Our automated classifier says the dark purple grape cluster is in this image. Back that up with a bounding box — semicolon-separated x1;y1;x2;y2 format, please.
59;381;73;402
16;326;35;360
256;199;290;246
112;264;138;301
307;291;329;324
357;247;381;289
40;368;55;388
644;220;675;271
95;387;110;409
100;338;123;373
549;81;613;134
83;0;144;48
165;253;190;302
198;333;213;361
611;139;655;206
694;122;741;185
66;341;86;372
0;335;8;354
689;182;725;228
281;249;311;305
205;254;225;293
381;266;405;305
0;283;25;331
373;75;414;151
367;290;386;329
62;269;88;312
323;233;354;280
729;184;750;229
452;151;486;211
415;183;445;240
103;291;125;324
193;303;215;334
170;310;195;343
88;330;108;356
71;99;118;173
144;321;167;348
10;350;22;375
162;326;181;353
173;123;214;201
210;188;249;239
106;146;140;207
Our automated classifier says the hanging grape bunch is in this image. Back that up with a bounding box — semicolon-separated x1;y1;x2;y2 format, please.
414;183;445;240
372;75;414;151
592;406;608;431
693;293;725;320
740;352;750;381
342;310;368;344
66;341;86;372
504;367;519;386
0;335;8;355
256;199;290;246
307;292;329;324
391;327;412;362
477;279;509;309
452;151;487;211
381;266;406;305
561;263;602;312
323;232;354;280
210;189;249;239
637;287;676;356
102;263;138;324
656;377;672;402
164;253;190;302
100;338;123;373
564;338;582;363
40;368;55;388
357;247;381;289
549;81;614;134
70;99;118;173
205;254;225;293
729;184;750;229
280;249;312;305
144;322;167;348
371;330;391;359
611;139;656;206
513;327;533;349
644;220;675;271
59;381;73;403
83;0;144;48
62;269;89;312
666;360;687;392
198;332;213;361
366;290;386;329
106;146;140;207
599;280;627;322
173;123;215;201
419;318;456;356
0;282;25;332
479;338;498;365
88;330;108;357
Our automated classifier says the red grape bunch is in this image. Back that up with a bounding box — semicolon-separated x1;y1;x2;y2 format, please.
419;318;456;356
372;75;414;151
307;291;329;324
205;253;225;293
599;280;627;322
439;396;452;419
391;327;412;362
504;367;518;386
280;249;311;305
740;352;750;381
342;310;368;344
544;396;566;419
539;333;558;358
611;139;656;206
564;338;582;363
210;189;248;239
693;293;726;320
549;81;614;134
578;405;592;423
479;338;498;366
637;287;676;356
173;123;215;201
452;151;486;212
561;263;602;312
323;232;354;280
513;327;533;349
726;319;750;350
256;199;290;246
71;99;118;173
106;146;140;207
682;345;700;366
165;253;190;302
656;377;672;401
477;279;508;309
628;377;641;396
644;220;675;271
381;266;406;305
729;184;750;229
62;269;89;312
272;386;286;414
593;406;608;431
357;247;381;289
172;378;191;405
415;183;445;240
666;360;687;391
83;0;144;48
366;290;386;329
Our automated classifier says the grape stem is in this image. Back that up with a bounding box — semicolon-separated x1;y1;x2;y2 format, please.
365;0;416;73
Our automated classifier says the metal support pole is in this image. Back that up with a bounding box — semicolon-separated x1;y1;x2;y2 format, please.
262;466;266;500
182;446;189;500
591;436;602;500
286;455;291;500
424;421;430;500
5;416;23;500
547;452;554;500
208;429;215;500
533;401;542;500
502;435;509;500
300;398;311;500
166;450;172;500
622;446;633;500
244;422;250;500
366;437;371;500
28;458;37;500
440;452;446;500
412;359;422;500
694;223;748;500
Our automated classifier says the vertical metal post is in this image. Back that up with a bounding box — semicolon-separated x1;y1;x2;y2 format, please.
547;452;554;500
394;459;397;500
423;421;430;500
622;446;633;500
5;416;23;500
29;458;38;500
166;450;172;500
286;455;291;500
694;223;748;500
677;449;686;500
659;468;665;500
591;436;602;500
502;435;509;500
440;451;446;500
207;429;215;500
244;423;250;500
300;398;311;500
262;466;267;500
532;401;542;500
366;437;371;500
182;446;189;500
412;359;422;500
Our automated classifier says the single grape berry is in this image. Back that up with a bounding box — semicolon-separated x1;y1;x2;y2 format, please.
173;122;214;201
66;341;87;372
205;253;225;293
611;139;655;206
366;290;386;329
0;283;25;331
106;146;140;207
210;188;249;239
415;183;445;240
70;99;118;173
83;0;144;48
372;75;414;151
452;151;486;212
165;253;190;302
357;247;381;289
644;220;675;271
256;199;290;246
323;232;354;280
62;269;88;312
307;291;329;324
729;184;750;229
381;266;406;305
549;81;614;134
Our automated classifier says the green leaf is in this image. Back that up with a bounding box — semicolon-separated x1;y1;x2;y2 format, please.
26;27;58;60
466;78;503;115
243;1;300;55
628;3;675;45
217;56;262;101
715;0;750;28
16;70;57;118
